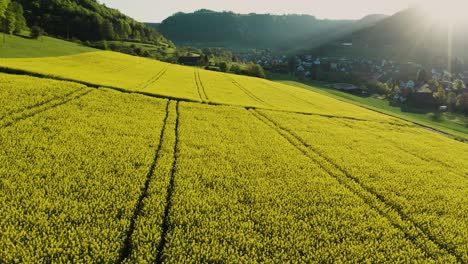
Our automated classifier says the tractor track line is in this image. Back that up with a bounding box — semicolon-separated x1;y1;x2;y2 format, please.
365;129;465;179
112;61;145;74
226;75;273;107
155;101;180;264
261;108;415;127
335;119;467;180
0;89;93;129
118;100;171;263
249;109;462;263
0;68;437;125
194;70;208;102
140;66;169;90
196;70;209;102
261;81;318;107
1;68;465;143
0;88;85;121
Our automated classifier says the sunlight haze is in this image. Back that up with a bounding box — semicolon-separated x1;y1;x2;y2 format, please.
99;0;421;22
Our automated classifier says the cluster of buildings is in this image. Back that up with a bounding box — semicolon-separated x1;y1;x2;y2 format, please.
237;50;289;72
294;56;420;82
392;70;468;107
237;50;468;109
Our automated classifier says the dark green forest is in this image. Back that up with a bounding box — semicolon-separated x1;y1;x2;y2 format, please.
1;0;167;42
156;10;362;48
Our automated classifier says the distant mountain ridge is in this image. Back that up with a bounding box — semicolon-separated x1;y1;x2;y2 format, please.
313;7;468;67
293;14;388;52
153;10;387;49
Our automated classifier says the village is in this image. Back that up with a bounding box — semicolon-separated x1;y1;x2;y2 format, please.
237;49;468;112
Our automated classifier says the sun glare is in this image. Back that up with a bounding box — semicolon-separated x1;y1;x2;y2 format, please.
422;0;468;23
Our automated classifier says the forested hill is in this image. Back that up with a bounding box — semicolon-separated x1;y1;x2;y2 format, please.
14;0;168;42
314;8;468;66
155;10;387;49
292;14;388;52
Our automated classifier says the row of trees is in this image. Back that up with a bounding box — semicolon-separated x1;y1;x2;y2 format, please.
203;61;265;78
187;47;266;78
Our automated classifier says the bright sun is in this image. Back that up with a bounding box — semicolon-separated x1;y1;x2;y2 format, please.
422;0;468;23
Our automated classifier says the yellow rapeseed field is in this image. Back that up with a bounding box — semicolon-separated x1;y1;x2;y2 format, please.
0;53;466;262
0;51;401;121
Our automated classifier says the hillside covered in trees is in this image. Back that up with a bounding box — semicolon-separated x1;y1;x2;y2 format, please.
156;10;386;49
2;0;169;43
314;8;468;66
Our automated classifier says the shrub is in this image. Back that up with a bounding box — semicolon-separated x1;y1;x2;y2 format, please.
30;26;44;39
219;62;230;72
246;63;266;78
204;66;221;72
367;81;391;95
427;112;445;122
230;64;241;74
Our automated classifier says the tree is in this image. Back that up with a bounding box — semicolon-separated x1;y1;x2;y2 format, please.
199;55;209;66
416;68;427;83
457;93;468;115
247;63;266;78
11;2;26;35
30;25;44;39
0;0;10;44
132;29;141;40
0;0;10;18
115;19;130;39
367;81;391;96
446;92;457;111
433;84;446;105
96;40;108;50
101;20;114;40
231;64;241;74
452;79;466;94
389;84;400;100
287;56;297;73
219;61;229;72
2;1;15;34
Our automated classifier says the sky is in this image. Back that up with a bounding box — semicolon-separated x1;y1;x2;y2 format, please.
99;0;422;23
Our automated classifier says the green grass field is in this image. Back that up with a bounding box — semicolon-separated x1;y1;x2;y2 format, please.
0;50;467;262
0;33;96;58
